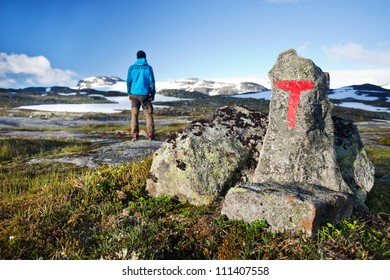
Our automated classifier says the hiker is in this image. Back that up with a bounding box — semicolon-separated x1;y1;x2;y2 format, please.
126;50;156;141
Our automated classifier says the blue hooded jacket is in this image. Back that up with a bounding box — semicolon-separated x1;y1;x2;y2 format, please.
126;58;156;97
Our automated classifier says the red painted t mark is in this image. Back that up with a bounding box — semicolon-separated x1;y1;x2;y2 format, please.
274;80;314;128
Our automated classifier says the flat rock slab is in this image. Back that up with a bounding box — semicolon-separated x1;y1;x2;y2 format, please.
221;183;354;235
28;140;164;168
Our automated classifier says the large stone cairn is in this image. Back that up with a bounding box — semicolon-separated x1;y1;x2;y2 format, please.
252;49;350;194
222;49;373;235
146;49;374;235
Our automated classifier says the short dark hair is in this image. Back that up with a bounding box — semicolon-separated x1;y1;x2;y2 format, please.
137;50;146;59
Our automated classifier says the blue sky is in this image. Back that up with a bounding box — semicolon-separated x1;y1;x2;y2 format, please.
0;0;389;88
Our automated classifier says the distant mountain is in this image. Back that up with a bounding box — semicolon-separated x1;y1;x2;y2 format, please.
156;78;268;96
1;76;389;115
328;84;390;101
76;76;125;92
328;84;390;113
65;76;390;113
74;76;269;96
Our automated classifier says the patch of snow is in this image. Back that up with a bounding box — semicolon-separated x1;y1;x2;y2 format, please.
88;94;105;98
329;87;378;101
108;94;189;103
90;82;127;93
372;119;390;123
17;94;188;113
336;102;390;113
58;92;77;96
19;103;124;114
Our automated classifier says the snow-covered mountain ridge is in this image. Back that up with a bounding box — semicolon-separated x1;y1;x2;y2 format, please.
76;76;125;92
76;76;269;95
2;76;389;115
156;78;268;96
70;76;390;113
76;75;390;94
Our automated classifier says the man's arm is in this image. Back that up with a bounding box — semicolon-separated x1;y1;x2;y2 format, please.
149;66;156;101
126;66;133;96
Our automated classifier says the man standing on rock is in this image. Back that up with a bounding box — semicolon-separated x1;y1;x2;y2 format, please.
127;50;156;141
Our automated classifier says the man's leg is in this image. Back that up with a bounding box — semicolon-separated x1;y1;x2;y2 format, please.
144;109;155;139
142;97;155;140
131;96;141;140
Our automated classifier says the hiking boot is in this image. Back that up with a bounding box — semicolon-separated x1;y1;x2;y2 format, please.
132;133;138;141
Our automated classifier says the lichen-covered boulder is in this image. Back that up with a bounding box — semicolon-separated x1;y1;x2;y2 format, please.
252;49;351;194
221;183;354;236
333;116;375;209
146;106;268;205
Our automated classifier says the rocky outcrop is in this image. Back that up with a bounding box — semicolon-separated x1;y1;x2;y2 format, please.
146;106;268;205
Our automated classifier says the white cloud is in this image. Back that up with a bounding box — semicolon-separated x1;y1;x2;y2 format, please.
0;78;16;88
323;43;390;67
322;43;390;88
0;52;78;88
328;68;390;89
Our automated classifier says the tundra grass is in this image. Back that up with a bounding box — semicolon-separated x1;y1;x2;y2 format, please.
378;136;390;146
0;138;93;164
0;145;389;260
365;146;390;214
